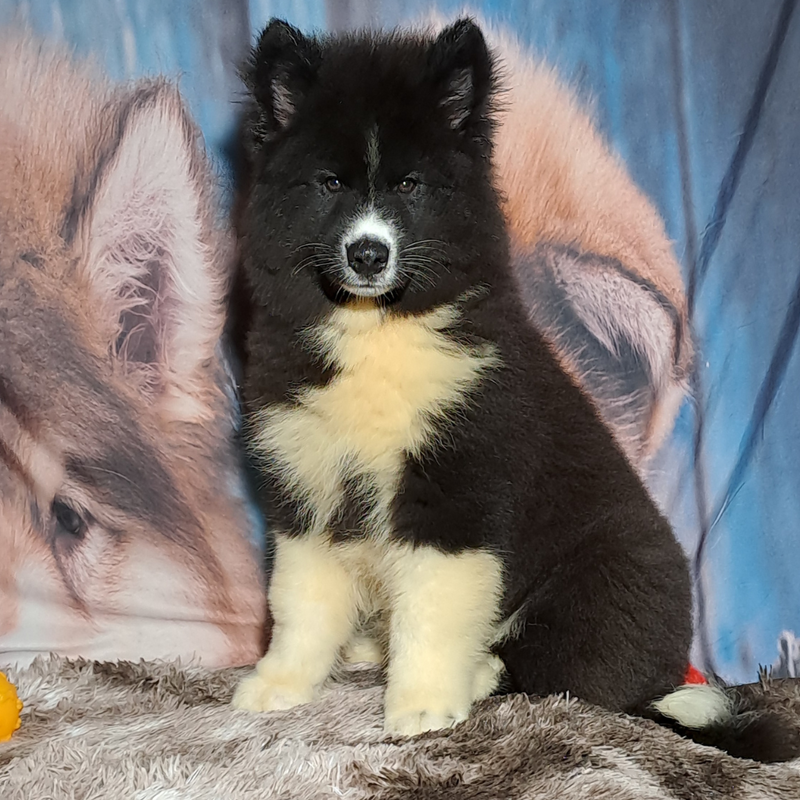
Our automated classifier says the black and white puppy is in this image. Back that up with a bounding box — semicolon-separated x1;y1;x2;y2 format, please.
234;17;697;740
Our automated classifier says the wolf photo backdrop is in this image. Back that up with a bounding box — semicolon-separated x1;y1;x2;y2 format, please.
0;0;798;686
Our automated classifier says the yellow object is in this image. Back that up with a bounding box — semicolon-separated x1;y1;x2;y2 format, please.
0;671;22;742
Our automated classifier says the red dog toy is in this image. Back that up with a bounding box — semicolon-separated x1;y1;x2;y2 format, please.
684;664;707;685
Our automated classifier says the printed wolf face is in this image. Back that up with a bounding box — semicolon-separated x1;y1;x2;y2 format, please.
0;36;264;665
241;18;507;315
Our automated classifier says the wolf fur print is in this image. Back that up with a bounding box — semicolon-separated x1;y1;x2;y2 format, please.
232;18;800;762
0;35;265;666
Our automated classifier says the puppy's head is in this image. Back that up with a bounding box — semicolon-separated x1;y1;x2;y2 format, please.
241;18;506;313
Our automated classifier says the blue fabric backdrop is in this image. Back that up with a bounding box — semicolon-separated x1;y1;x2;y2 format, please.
3;0;798;684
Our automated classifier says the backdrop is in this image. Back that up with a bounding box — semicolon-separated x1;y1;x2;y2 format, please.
2;0;798;684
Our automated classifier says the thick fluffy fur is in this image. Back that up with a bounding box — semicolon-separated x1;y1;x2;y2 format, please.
0;34;264;665
233;18;791;760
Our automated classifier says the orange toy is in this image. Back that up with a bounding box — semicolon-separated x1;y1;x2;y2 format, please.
0;671;22;742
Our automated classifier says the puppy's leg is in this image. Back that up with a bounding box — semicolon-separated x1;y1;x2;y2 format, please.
497;511;692;713
383;546;502;735
233;533;356;712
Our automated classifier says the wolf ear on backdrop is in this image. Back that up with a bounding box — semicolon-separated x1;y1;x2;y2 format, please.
517;243;689;465
427;18;496;138
243;19;322;147
69;82;228;424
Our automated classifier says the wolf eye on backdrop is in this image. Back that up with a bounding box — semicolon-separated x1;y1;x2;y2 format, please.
0;0;798;685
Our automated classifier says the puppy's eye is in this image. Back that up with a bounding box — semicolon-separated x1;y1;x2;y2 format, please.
397;177;418;194
52;498;88;540
324;176;342;193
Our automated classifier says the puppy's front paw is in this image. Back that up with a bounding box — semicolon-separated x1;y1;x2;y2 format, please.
384;708;466;736
384;686;471;736
232;670;314;713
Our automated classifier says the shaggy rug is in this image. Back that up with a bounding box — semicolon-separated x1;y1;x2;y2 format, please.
1;657;799;799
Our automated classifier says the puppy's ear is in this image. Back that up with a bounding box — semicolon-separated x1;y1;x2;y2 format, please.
427;18;495;133
243;19;321;145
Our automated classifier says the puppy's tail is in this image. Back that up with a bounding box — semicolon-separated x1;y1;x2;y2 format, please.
650;676;800;762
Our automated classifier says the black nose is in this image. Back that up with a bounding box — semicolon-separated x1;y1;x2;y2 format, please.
346;238;390;277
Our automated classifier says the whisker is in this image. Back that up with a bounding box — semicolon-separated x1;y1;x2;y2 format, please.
293;241;336;253
292;257;330;271
400;238;448;250
400;256;450;276
401;257;447;269
291;254;338;276
396;261;439;290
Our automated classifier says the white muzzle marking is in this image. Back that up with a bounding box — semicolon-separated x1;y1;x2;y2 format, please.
340;209;400;297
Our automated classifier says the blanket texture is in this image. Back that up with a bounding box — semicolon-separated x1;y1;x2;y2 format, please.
1;657;799;799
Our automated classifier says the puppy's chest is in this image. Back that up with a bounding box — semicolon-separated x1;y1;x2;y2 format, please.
251;303;498;534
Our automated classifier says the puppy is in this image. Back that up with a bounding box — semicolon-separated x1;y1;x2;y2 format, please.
233;17;764;755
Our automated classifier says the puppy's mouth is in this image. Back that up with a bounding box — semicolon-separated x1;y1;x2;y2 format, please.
337;269;404;298
322;268;407;304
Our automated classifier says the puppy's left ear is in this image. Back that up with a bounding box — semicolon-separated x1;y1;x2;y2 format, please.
427;18;495;133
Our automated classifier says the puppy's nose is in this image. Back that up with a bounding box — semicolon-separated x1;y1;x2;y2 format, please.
347;238;389;277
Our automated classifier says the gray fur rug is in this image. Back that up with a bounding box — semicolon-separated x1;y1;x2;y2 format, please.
1;657;799;799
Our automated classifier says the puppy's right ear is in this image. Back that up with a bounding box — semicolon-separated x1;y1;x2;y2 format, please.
242;19;321;146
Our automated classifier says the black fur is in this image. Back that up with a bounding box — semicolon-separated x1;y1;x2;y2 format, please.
237;18;790;762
